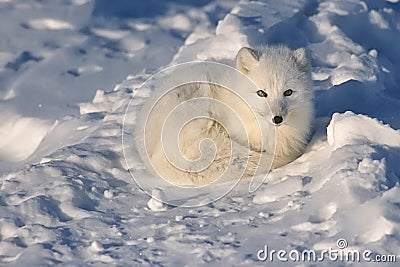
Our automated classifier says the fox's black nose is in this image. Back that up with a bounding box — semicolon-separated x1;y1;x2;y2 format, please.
272;116;283;125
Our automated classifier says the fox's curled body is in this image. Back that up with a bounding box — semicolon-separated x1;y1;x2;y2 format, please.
138;45;314;186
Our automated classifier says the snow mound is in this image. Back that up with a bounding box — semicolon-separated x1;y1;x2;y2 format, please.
0;111;52;162
147;188;168;212
327;111;400;149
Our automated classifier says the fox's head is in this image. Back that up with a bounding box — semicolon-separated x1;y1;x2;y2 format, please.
235;45;314;128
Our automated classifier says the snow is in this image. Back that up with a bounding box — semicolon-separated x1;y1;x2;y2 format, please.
327;112;400;150
1;0;400;266
147;189;168;212
0;110;53;162
26;18;74;31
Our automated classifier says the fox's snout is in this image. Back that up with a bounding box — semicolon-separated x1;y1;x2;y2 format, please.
272;115;283;125
267;98;288;126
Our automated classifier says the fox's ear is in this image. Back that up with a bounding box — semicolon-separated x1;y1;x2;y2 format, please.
236;47;260;74
293;48;310;72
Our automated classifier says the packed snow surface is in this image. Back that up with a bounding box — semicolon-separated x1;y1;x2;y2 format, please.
1;0;400;266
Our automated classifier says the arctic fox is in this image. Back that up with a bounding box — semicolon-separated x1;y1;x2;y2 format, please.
138;45;314;186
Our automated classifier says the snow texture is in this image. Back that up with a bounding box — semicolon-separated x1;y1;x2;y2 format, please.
1;0;400;266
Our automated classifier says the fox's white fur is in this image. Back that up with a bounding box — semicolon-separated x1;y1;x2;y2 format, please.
138;45;314;186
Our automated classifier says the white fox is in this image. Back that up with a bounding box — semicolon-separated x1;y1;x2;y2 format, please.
138;45;314;186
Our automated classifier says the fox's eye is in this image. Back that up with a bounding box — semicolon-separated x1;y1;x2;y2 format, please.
283;89;293;96
257;90;268;97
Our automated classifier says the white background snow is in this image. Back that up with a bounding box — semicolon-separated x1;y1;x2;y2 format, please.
1;0;400;266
